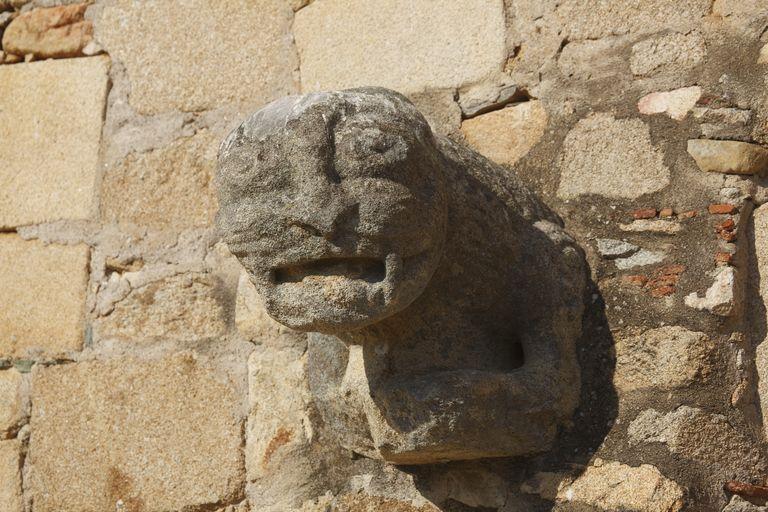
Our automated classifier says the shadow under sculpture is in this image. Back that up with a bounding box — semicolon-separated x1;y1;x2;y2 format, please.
217;88;587;465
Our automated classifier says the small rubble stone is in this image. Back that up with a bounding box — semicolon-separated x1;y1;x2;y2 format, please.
28;354;245;512
760;43;768;65
623;274;649;287
458;79;518;118
614;326;712;392
557;113;670;199
0;439;22;512
684;266;736;316
723;496;767;512
596;239;639;259
620;219;682;234
0;236;88;359
633;208;658;219
1;3;92;59
688;140;768;175
615;249;666;270
294;0;506;93
0;369;23;437
659;208;674;217
461;101;548;166
716;252;734;265
630;31;706;76
637;86;702;120
558;460;684;512
679;210;698;219
0;57;108;227
692;106;752;125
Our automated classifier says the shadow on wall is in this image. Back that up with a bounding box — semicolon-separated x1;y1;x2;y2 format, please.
401;277;618;512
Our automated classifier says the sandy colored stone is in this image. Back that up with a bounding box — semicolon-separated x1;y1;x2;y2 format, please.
294;0;506;93
0;56;108;227
28;354;245;512
236;270;288;341
559;460;684;512
0;439;22;512
684;266;736;316
300;494;439;512
755;204;768;439
2;3;92;59
614;326;712;392
628;406;766;474
638;86;702;120
101;130;219;230
95;272;228;343
0;235;88;359
0;369;23;437
557;113;670;199
687;139;768;175
461;101;548;167
96;0;297;114
630;31;706;76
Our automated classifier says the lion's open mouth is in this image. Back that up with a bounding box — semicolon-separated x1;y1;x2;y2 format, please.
273;257;386;284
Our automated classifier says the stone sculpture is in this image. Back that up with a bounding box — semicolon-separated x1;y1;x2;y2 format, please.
217;88;587;464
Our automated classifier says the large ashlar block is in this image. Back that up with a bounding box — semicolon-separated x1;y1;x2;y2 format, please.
754;204;768;438
0;56;108;228
0;235;89;359
101;130;219;230
0;439;23;512
28;354;245;512
294;0;506;93
96;0;298;114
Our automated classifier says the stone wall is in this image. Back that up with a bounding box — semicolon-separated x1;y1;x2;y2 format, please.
2;1;768;511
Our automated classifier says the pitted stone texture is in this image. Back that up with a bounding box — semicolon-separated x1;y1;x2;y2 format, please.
101;131;219;230
630;31;706;76
0;369;23;438
1;3;92;59
301;494;439;512
217;88;587;464
408;90;462;138
557;113;670;199
0;235;88;359
236;270;289;341
94;272;228;343
0;56;108;228
28;354;245;512
755;204;768;438
461;101;548;167
559;460;684;512
614;326;712;392
0;439;22;512
96;0;298;114
687;140;768;175
293;0;506;93
628;407;767;475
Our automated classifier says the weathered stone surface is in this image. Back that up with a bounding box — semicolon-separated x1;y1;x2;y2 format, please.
628;406;766;474
596;238;639;259
755;204;768;439
301;494;439;512
293;0;506;93
620;219;682;234
0;236;88;359
95;271;228;343
556;36;631;81
558;460;684;512
0;439;22;512
236;270;289;341
96;0;298;114
408;90;462;137
0;0;27;10
638;86;702;120
557;113;670;199
687;140;768;175
0;56;108;227
615;249;666;269
28;354;245;512
630;31;706;76
0;369;23;438
724;496;768;512
614;326;712;392
2;3;92;59
217;89;586;464
457;78;518;118
684;266;736;316
460;101;548;167
101;130;219;230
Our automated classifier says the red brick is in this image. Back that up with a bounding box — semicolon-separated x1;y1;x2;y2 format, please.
709;203;737;215
632;208;658;220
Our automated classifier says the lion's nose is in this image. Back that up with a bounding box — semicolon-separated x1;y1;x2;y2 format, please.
288;199;360;244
